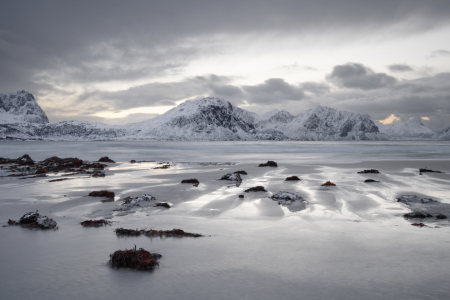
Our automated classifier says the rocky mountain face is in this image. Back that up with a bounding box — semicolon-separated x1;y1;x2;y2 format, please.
0;90;49;124
284;106;382;140
0;92;443;141
381;117;437;140
437;127;450;140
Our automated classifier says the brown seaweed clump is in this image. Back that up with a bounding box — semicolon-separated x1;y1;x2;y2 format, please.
80;219;111;226
244;186;267;192
181;178;199;184
89;190;115;198
258;161;278;167
285;176;301;181
115;228;203;237
357;169;380;174
321;181;336;186
109;247;162;270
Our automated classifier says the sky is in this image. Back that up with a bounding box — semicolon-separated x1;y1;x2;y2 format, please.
1;0;450;129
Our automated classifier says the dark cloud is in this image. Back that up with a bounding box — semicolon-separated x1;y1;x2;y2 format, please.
320;72;450;129
242;78;307;104
387;64;414;72
429;49;450;58
327;63;398;90
1;1;450;94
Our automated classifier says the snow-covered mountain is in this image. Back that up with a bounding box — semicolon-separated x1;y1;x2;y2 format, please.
0;120;127;141
381;117;437;140
437;127;450;140
0;90;49;124
284;106;382;140
0;91;444;141
123;97;259;140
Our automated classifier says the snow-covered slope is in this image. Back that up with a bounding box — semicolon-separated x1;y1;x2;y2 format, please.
381;117;437;140
0;120;127;141
0;90;49;124
0;92;443;141
437;127;450;140
124;97;260;141
284;106;382;140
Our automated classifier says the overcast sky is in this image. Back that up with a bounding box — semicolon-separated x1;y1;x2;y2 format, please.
1;0;450;129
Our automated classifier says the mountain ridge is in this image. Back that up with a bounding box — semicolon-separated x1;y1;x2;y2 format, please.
0;91;446;141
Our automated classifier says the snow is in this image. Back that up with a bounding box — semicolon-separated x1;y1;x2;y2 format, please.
0;92;446;141
381;117;437;140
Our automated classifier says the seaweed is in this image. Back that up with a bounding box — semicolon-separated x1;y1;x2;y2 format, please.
109;246;161;270
89;190;115;198
244;186;267;192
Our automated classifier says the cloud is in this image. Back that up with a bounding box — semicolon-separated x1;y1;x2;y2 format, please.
1;0;450;96
429;49;450;58
242;78;307;104
319;72;450;129
327;62;397;90
387;64;414;72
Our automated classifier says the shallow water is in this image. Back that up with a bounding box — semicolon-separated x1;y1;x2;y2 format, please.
1;141;450;300
1;140;450;163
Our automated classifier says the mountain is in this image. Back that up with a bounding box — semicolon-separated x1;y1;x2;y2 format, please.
381;117;437;140
0;91;440;141
0;90;49;124
0;120;127;141
437;126;450;140
124;97;260;141
284;106;382;140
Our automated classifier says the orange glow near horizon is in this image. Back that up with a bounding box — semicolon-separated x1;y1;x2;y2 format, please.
379;114;401;125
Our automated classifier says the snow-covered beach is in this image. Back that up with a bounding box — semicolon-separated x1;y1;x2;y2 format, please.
1;141;450;299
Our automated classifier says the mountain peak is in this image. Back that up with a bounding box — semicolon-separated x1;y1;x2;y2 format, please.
0;90;49;124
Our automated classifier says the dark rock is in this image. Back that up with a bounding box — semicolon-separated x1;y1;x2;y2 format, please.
48;178;70;182
98;156;115;163
436;214;447;219
357;169;380;174
130;160;136;163
16;154;34;166
321;181;336;186
239;195;244;198
419;168;444;173
244;186;267;192
89;190;115;198
144;228;203;237
285;176;301;181
234;170;248;175
403;212;433;219
153;164;170;169
220;173;242;181
258;161;278;167
8;211;57;229
181;178;199;184
411;223;426;227
155;202;171;208
364;179;379;183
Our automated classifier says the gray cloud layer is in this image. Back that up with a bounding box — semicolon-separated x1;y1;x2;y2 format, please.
387;64;414;72
2;1;450;93
327;63;397;90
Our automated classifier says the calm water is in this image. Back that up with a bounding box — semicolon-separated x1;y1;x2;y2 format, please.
1;140;450;163
1;141;450;300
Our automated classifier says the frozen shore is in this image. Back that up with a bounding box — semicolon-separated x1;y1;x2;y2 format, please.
1;142;450;299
